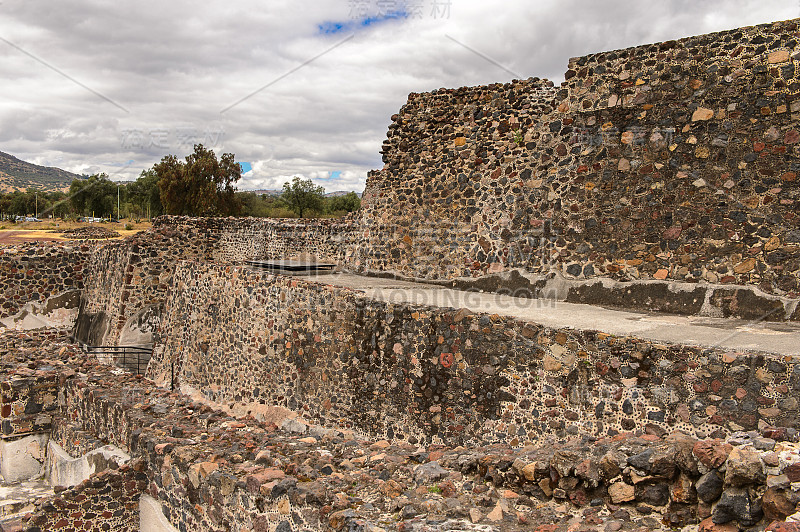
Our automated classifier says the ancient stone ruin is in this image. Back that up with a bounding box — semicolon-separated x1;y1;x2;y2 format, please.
1;17;800;532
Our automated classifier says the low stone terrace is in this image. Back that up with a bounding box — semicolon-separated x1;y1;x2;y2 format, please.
3;294;800;531
314;274;800;357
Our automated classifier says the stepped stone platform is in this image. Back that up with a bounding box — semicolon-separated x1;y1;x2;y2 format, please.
316;274;800;357
3;329;800;532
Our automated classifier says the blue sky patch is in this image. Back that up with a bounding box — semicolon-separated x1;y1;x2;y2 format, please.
318;9;407;35
329;170;341;179
239;162;252;174
318;21;346;34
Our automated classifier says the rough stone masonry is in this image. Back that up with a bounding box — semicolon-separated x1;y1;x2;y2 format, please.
1;15;800;532
356;18;800;314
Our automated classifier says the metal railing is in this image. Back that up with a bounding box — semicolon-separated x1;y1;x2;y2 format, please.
82;344;152;375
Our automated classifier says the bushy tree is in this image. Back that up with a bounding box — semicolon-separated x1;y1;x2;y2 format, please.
154;144;241;216
281;177;325;218
69;174;117;217
44;191;69;218
327;192;360;214
127;169;162;218
10;190;36;216
0;190;71;219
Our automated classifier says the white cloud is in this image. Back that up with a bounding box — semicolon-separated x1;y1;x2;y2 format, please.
0;0;796;191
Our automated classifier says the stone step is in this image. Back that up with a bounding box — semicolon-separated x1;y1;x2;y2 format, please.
0;478;52;527
0;500;31;518
315;273;800;357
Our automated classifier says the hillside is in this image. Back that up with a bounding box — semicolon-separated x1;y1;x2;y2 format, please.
0;151;82;192
247;189;362;197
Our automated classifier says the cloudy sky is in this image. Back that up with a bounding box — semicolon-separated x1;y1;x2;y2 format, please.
1;1;797;192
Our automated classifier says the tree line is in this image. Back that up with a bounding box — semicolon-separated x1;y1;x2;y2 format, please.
0;145;360;221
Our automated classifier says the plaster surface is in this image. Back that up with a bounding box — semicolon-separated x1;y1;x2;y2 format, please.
315;273;800;356
140;494;180;532
0;433;47;484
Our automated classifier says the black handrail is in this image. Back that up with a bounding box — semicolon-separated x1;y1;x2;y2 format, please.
82;344;153;375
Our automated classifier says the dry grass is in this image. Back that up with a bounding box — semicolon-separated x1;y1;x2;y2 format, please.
0;220;151;244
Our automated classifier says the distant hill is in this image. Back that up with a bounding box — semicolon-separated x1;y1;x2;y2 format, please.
0;151;82;192
245;189;362;198
246;189;283;197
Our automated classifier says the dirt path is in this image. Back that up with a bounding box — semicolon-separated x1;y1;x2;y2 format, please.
0;229;144;246
0;230;64;245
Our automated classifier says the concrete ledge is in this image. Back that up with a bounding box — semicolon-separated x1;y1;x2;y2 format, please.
47;440;129;488
140;494;179;532
320;273;800;357
0;434;47;483
370;269;800;322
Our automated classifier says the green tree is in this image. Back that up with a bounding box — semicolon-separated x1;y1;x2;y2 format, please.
281;177;325;218
327;192;360;214
236;191;270;217
0;190;71;219
9;190;36;216
68;179;88;215
69;174;117;217
127;169;163;219
43;191;69;218
154;144;241;216
0;193;10;218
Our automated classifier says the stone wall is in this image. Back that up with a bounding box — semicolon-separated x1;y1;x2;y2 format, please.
150;261;800;448
148;215;357;264
76;222;210;346
50;420;109;462
23;338;325;532
10;327;800;532
75;216;357;347
0;243;89;330
173;216;357;264
356;79;559;280
356;18;800;304
23;466;146;532
0;330;69;439
0;373;58;439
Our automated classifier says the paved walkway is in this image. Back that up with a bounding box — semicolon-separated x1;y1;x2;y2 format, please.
311;273;800;357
